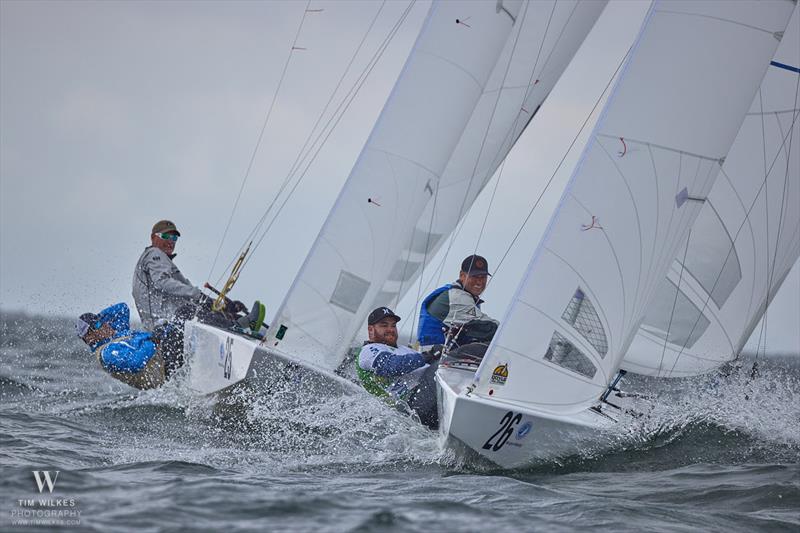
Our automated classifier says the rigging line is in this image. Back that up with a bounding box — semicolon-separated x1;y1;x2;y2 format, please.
474;158;508;254
656;234;691;377
269;1;389;225
213;0;413;284
239;0;417;272
666;99;800;375
491;41;635;281
754;89;770;361
756;67;800;363
450;0;533;258
473;0;557;257
428;0;540;305
207;0;314;283
409;181;440;345
211;1;390;285
411;214;470;307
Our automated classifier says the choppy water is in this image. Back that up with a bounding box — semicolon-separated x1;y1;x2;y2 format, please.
1;312;798;532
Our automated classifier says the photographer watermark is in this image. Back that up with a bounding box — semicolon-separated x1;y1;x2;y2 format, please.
7;471;82;528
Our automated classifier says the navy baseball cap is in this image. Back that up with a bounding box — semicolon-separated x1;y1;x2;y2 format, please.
461;254;491;276
368;307;401;325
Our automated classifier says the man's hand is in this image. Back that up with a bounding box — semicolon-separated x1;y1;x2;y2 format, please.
230;300;248;315
423;344;444;363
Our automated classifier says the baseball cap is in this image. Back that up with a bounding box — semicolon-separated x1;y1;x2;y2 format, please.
367;306;401;325
75;312;101;339
461;254;491;276
151;220;181;236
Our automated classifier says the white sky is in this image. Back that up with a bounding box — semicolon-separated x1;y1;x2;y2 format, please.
1;0;798;354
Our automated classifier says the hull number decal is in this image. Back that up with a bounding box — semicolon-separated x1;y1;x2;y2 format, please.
222;337;233;380
482;411;522;452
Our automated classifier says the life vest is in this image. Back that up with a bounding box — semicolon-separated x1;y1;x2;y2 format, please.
416;284;453;346
355;343;424;402
92;334;165;390
355;360;392;399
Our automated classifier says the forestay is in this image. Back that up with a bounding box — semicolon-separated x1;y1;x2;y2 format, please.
372;0;607;311
473;0;796;414
266;1;523;370
625;8;800;377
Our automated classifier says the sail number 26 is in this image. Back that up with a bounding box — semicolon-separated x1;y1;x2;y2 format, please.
482;411;522;452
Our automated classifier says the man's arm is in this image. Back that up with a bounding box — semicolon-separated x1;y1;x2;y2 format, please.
98;302;130;333
372;350;428;377
359;345;428;377
443;289;498;328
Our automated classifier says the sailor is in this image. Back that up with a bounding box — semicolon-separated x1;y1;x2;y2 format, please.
357;307;442;429
132;219;265;333
416;254;499;348
76;302;183;390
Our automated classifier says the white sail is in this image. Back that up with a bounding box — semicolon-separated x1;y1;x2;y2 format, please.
266;1;524;370
371;0;607;311
472;0;795;415
624;8;800;377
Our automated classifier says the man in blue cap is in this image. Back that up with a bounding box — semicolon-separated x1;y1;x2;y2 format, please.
416;254;499;349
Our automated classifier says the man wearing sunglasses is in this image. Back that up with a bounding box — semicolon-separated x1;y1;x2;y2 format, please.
132;219;265;333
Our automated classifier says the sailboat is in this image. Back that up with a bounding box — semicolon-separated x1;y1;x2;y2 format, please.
184;0;608;395
183;0;798;468
438;1;798;467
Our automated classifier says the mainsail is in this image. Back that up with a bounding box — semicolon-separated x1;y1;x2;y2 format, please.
472;0;796;414
371;0;607;312
266;0;605;370
624;8;800;377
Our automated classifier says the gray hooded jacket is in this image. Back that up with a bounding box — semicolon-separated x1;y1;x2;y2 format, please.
132;246;203;330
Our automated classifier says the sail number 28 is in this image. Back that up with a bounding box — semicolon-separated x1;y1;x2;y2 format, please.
482;411;522;452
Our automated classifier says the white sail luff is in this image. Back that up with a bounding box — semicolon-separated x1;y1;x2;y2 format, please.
472;0;795;413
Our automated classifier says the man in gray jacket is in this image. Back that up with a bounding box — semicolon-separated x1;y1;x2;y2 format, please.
132;220;264;332
416;254;499;348
132;220;202;330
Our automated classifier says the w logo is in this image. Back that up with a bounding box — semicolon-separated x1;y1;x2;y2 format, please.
32;471;59;493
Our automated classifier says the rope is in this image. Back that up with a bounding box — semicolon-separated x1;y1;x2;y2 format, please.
408;180;439;344
754;76;798;366
656;230;691;376
238;0;418;272
472;0;555;255
211;0;410;284
207;1;315;283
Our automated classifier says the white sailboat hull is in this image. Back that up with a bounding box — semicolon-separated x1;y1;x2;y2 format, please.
186;320;623;468
183;320;359;397
437;367;619;468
